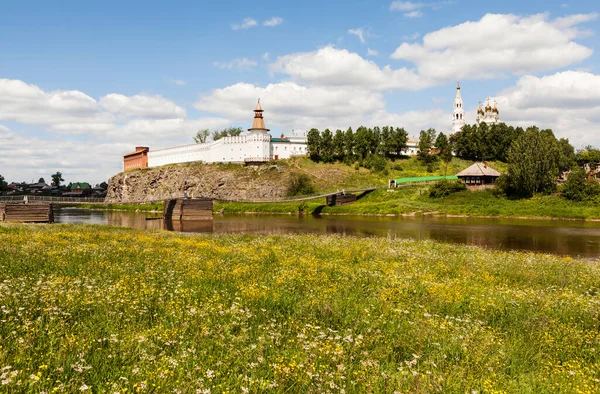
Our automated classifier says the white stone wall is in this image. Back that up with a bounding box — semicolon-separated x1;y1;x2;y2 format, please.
147;132;307;168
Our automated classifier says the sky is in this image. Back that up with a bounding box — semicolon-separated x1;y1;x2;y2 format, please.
0;0;599;184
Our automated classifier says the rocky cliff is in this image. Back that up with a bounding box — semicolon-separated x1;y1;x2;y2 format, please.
106;163;292;203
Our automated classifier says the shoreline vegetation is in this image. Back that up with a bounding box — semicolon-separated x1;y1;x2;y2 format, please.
1;224;599;392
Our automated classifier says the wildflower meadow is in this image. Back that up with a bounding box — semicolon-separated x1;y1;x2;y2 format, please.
0;223;599;393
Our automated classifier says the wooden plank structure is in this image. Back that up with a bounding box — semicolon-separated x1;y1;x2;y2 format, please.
0;203;54;223
326;193;357;206
164;198;213;221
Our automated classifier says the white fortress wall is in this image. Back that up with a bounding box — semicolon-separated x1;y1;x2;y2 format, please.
148;141;219;167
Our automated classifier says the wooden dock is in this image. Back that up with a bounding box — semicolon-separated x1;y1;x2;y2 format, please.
164;198;213;221
0;203;54;223
326;193;357;206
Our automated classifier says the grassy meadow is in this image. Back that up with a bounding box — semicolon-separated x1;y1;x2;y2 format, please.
1;224;600;393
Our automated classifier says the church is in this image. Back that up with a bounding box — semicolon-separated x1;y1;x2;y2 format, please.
452;83;500;133
123;100;308;171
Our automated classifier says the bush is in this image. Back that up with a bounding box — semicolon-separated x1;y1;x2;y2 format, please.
286;173;316;196
363;154;388;174
391;163;403;171
562;168;600;201
493;173;515;196
428;179;467;198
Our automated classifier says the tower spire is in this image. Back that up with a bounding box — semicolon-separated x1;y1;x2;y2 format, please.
249;98;270;132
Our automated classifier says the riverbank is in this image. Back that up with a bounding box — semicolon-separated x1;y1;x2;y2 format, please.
215;187;600;220
0;224;598;392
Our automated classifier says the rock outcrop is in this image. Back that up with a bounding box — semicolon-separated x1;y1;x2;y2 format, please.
106;163;292;203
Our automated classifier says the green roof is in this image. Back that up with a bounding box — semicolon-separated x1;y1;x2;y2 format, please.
391;175;458;184
270;138;290;143
71;182;91;190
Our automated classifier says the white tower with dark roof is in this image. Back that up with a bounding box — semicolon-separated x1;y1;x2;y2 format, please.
452;83;466;133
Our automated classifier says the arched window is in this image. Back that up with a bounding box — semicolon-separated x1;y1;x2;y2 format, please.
460;114;462;119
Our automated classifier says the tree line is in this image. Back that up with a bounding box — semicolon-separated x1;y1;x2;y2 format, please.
307;126;409;163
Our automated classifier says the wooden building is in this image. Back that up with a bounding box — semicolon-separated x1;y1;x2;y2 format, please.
456;162;501;186
164;198;213;221
0;203;54;223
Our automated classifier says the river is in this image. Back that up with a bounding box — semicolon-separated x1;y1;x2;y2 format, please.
52;207;600;259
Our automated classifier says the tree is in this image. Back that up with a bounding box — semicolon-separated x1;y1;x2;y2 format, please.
418;128;437;165
98;181;108;190
286;173;316;196
557;138;576;173
435;132;453;176
193;129;210;144
344;127;355;160
307;128;321;161
51;172;64;187
354;126;371;160
211;127;244;141
561;168;588;201
320;129;334;163
390;127;409;157
0;174;7;192
507;127;560;196
333;129;345;161
38;177;46;184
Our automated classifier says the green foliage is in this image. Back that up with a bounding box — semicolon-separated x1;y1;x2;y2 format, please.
0;174;7;191
451;123;524;162
320;129;334;163
51;171;64;187
418;128;437;165
575;146;600;167
562;168;600;202
307;128;321;161
38;177;45;184
363;154;388;175
428;179;467;198
212;127;243;141
507;127;561;197
332;129;345;161
286;173;316;196
193;128;210;143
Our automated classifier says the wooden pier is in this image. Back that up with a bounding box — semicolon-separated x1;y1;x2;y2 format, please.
164;198;213;221
326;193;357;206
0;203;54;223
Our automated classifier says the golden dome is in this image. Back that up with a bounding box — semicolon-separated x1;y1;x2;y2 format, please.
477;108;484;114
485;105;492;111
492;107;499;113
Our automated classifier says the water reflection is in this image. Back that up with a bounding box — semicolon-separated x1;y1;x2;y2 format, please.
54;208;600;259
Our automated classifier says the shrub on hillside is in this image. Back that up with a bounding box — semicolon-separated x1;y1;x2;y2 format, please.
286;173;316;196
428;179;467;198
363;154;388;174
562;168;600;201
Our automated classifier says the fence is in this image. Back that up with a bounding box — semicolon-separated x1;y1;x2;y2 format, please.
0;195;106;203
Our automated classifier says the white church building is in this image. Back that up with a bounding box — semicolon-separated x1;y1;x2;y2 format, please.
123;100;308;171
452;83;501;133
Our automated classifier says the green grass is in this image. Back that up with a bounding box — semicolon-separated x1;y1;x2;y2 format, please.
0;224;599;393
216;187;600;220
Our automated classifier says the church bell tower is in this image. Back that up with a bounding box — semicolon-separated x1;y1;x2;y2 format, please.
452;83;466;133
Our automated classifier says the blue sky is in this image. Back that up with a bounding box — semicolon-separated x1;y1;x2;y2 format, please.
0;0;599;184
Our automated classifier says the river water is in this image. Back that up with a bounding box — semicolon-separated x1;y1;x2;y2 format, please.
53;207;600;259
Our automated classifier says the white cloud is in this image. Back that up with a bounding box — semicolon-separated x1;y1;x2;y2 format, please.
232;17;257;30
390;1;452;17
391;13;595;82
213;58;258;70
194;82;385;131
262;52;270;61
348;28;366;43
493;71;600;148
405;11;423;18
270;46;427;91
367;48;379;56
0;78;114;133
100;94;186;119
263;17;283;27
390;1;424;11
171;79;186;86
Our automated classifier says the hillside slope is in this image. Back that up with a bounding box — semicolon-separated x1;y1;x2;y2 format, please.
106;157;498;203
